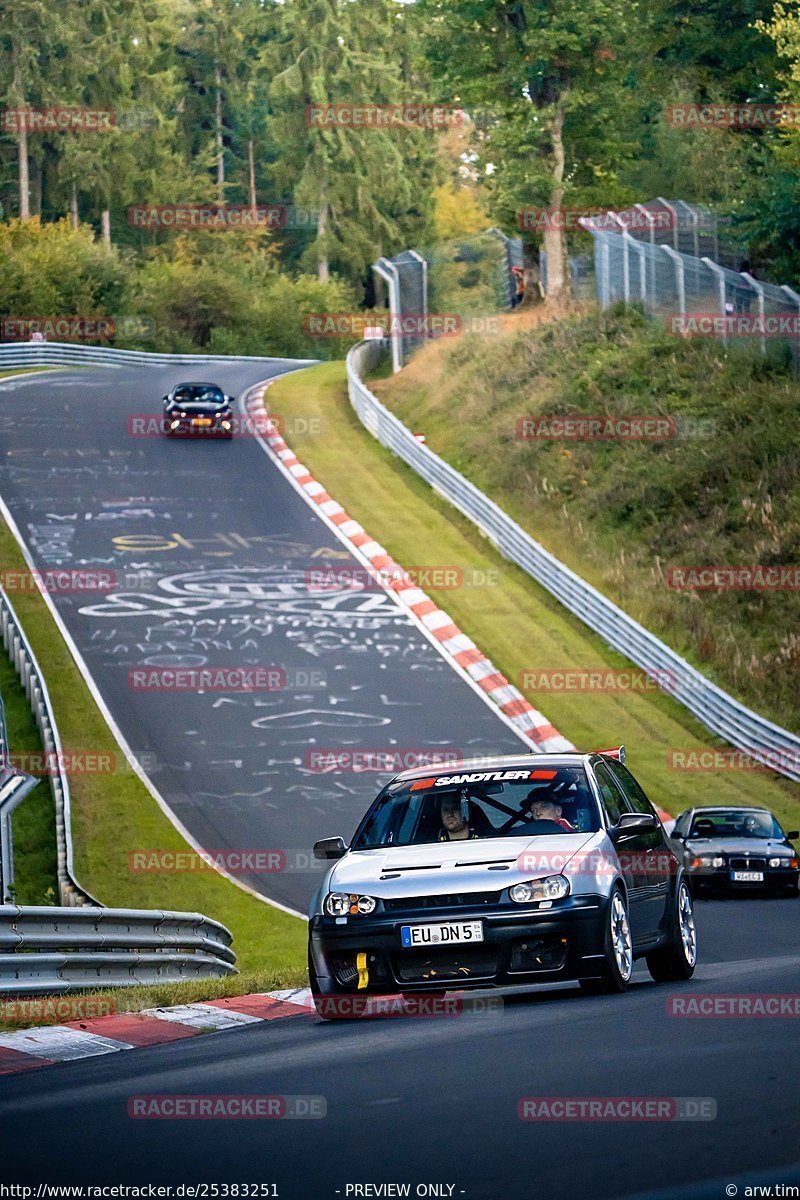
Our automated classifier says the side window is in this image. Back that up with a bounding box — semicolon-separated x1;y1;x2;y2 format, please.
592;762;628;826
607;762;657;817
672;811;691;837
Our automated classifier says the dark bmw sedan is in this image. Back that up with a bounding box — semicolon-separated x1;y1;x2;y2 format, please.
671;806;799;897
162;382;235;438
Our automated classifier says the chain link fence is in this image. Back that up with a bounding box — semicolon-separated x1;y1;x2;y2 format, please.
582;197;800;365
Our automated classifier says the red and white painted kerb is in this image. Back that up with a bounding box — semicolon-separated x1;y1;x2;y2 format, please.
0;990;315;1076
243;383;573;755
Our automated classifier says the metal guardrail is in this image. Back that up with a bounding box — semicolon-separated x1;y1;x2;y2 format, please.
0;587;95;906
347;340;800;782
0;905;236;994
0;342;309;370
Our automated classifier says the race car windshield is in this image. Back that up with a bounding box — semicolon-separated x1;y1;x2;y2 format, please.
172;386;226;404
688;810;785;840
351;767;599;850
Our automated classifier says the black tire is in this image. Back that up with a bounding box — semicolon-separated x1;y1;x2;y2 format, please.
646;879;697;983
580;886;633;995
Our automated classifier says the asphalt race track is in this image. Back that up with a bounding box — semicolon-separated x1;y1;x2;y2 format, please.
0;362;524;912
0;899;798;1197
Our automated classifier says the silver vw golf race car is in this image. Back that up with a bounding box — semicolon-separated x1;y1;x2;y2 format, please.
308;748;697;1016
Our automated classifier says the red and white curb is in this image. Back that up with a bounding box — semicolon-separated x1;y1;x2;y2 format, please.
0;990;316;1076
243;383;573;754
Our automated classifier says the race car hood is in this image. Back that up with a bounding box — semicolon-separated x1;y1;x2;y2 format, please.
329;832;597;900
684;836;793;857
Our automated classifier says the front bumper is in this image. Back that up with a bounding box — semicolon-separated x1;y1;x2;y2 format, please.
309;896;608;993
687;865;799;892
164;416;233;436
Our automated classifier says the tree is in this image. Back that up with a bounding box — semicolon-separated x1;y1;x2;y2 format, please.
267;0;435;286
415;0;646;304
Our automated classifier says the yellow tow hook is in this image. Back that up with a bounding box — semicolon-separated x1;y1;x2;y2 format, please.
356;952;369;990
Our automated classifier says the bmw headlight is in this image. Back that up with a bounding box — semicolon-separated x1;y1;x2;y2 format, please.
510;875;570;904
690;855;725;869
768;857;786;868
324;892;376;916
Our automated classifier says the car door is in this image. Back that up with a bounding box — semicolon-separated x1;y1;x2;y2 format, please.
590;761;647;941
606;761;672;939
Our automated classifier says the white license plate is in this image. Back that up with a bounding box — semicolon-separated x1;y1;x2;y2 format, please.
400;920;483;948
731;870;764;882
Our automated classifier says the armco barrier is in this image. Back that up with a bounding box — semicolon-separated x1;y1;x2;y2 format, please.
0;341;314;370
346;339;800;782
0;587;95;906
0;905;236;994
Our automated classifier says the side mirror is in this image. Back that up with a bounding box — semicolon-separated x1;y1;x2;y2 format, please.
671;831;684;841
787;830;799;840
225;394;235;405
162;394;169;402
313;836;348;861
613;812;658;835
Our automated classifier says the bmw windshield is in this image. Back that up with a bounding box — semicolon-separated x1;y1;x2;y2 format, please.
351;766;600;850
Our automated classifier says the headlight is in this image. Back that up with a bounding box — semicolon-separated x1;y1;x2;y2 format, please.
220;420;232;430
768;857;787;868
324;892;376;916
169;419;181;430
690;855;725;869
510;875;570;904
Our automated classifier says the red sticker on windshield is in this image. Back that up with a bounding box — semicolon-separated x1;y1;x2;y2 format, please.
529;770;557;780
410;777;437;791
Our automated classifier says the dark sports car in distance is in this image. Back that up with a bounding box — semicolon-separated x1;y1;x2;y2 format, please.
162;382;235;438
670;806;799;897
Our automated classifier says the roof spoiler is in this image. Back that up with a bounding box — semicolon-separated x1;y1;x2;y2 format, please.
596;745;626;764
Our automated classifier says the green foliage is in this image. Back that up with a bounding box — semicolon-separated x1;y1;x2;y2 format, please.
379;309;800;733
0;218;126;314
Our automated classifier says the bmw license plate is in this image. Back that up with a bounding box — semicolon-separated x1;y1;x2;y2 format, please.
731;870;764;882
400;920;483;948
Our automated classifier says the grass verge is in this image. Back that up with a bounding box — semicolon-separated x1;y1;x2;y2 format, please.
0;520;307;977
0;654;59;905
0;968;308;1032
267;361;799;836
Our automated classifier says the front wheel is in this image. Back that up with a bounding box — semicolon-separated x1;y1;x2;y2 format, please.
308;948;366;1020
580;886;633;995
646;880;697;983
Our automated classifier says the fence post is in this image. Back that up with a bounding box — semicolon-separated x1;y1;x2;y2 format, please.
622;231;631;304
780;285;800;371
372;257;403;373
741;273;766;355
661;246;686;318
656;196;679;250
702;258;728;347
